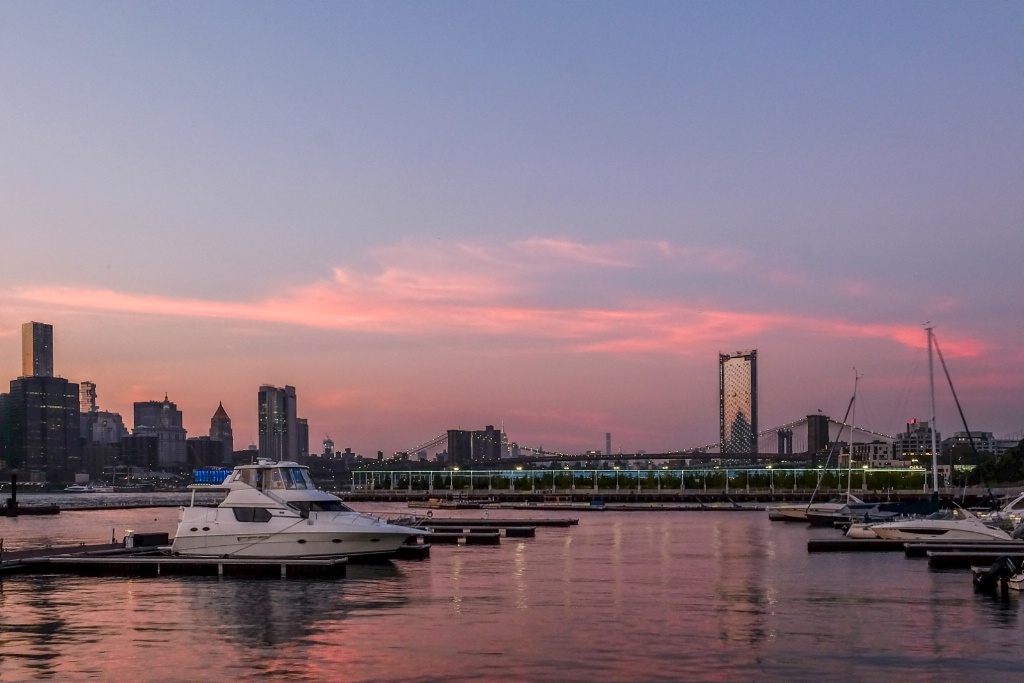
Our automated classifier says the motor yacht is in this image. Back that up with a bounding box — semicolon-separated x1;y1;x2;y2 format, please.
170;459;425;559
870;506;1013;541
975;491;1024;529
63;483;95;493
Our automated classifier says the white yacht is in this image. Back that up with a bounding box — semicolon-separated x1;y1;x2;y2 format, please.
64;483;95;493
870;506;1013;541
171;460;425;559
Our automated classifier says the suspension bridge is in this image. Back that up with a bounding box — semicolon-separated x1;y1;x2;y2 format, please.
397;414;897;467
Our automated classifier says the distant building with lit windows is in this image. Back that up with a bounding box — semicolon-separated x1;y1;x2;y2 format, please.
0;322;79;481
258;385;300;462
893;419;939;463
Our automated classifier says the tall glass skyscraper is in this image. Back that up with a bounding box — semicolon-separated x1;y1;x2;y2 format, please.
21;321;53;378
719;350;758;454
258;385;298;462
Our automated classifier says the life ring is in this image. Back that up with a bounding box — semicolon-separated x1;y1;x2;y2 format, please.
427;510;433;518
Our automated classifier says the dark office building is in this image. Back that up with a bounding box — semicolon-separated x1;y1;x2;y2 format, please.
0;375;81;481
807;413;831;465
447;429;473;466
121;434;160;472
133;396;187;467
187;436;226;468
447;425;502;466
472;425;502;462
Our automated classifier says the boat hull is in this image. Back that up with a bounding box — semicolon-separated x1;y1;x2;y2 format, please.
872;524;1010;541
171;529;415;559
171;508;423;559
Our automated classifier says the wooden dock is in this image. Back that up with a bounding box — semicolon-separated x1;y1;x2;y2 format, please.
902;541;1024;558
927;550;1024;570
414;517;577;528
807;538;908;553
1;544;348;578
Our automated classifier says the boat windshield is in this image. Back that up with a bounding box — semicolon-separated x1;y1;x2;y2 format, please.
231;466;316;490
265;467;316;490
289;500;353;513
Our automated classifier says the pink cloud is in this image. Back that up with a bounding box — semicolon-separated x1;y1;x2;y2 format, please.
6;237;989;362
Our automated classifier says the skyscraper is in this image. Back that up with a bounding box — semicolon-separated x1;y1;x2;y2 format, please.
258;385;299;461
80;381;97;414
0;322;79;480
719;350;758;454
133;396;188;467
0;376;81;479
21;321;53;378
210;402;234;465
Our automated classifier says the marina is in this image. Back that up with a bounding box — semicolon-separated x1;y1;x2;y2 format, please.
2;504;1023;681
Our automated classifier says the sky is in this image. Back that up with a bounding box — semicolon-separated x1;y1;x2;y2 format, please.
1;1;1022;457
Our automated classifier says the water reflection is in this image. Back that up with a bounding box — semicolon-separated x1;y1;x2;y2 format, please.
190;565;409;648
1;510;1022;681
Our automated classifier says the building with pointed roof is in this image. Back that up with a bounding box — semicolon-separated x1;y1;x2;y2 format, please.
210;401;234;465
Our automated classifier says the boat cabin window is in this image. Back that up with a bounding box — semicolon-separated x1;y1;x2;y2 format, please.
231;466;314;490
232;507;274;523
289;500;353;513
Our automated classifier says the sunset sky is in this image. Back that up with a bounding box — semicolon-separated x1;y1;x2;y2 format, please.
2;2;1022;457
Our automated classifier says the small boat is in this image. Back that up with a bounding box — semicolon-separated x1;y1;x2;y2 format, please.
774;494;872;523
971;556;1020;593
871;506;1013;541
171;459;426;559
63;484;95;493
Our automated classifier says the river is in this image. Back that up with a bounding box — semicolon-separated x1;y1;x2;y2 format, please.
0;499;1019;681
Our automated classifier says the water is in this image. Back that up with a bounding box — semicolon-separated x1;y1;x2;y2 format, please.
1;503;1020;681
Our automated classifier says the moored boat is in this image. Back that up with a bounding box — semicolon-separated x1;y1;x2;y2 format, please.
171;459;425;559
871;506;1012;541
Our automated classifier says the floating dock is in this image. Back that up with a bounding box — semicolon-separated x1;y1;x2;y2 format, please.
928;550;1024;570
903;541;1024;559
413;517;577;528
807;538;908;552
429;531;502;545
1;545;348;578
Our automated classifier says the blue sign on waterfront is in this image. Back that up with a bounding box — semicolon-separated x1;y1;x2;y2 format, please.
193;469;231;485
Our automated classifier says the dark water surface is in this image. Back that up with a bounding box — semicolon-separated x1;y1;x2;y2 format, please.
0;502;1019;681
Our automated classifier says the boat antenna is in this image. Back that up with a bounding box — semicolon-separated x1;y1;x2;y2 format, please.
932;332;997;509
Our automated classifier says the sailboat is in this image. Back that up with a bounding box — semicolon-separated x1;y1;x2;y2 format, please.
848;326;1006;538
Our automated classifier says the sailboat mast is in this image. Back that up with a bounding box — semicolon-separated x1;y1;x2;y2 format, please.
846;369;858;498
927;327;938;494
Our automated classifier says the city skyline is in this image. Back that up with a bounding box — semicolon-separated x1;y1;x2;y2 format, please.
1;4;1022;456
